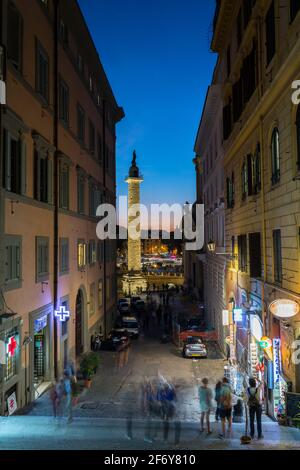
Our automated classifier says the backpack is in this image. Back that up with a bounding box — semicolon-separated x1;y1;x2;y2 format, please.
221;386;232;409
248;388;260;408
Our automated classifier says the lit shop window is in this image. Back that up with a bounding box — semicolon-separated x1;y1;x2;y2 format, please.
77;240;86;270
5;330;19;381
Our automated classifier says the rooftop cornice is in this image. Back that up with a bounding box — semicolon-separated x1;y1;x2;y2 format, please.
211;0;236;53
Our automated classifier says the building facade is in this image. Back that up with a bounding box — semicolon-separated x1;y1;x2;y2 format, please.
0;0;124;414
212;0;300;418
194;81;226;353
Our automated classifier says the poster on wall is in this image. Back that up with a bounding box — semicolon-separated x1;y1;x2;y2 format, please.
273;338;282;417
7;392;17;416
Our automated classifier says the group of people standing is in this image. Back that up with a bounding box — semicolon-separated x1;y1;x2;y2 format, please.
198;376;264;440
134;375;180;444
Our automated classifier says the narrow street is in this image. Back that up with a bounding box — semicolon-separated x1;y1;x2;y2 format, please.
1;295;300;450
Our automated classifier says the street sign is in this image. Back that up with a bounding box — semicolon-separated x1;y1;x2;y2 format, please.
7;392;17;416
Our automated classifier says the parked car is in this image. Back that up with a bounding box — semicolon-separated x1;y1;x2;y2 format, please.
99;334;130;352
133;300;145;315
118;301;130;315
114;316;140;339
182;337;207;358
130;296;141;307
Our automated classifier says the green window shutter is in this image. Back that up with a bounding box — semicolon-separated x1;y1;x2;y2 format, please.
47;159;53;204
4;129;11;191
20;140;27;195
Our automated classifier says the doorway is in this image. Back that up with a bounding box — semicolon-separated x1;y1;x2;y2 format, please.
75;289;84;356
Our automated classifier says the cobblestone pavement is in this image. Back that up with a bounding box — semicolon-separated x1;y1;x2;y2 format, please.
10;294;300;449
0;416;300;450
25;295;225;421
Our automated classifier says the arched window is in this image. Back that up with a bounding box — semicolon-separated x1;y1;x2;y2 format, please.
271;127;280;185
253;143;261;194
241;161;248;200
296;106;300;171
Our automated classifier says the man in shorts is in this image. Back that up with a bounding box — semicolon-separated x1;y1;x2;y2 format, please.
218;377;232;439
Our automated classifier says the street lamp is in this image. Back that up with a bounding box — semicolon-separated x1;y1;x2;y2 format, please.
206;240;238;259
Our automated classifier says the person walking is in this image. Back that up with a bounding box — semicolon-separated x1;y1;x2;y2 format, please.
215;381;222;422
247;377;264;440
63;371;73;423
50;381;59;418
198;378;213;435
218;377;233;439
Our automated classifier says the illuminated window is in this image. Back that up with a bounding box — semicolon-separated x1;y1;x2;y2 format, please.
77;240;86;270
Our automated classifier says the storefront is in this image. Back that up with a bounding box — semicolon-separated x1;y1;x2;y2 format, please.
0;315;22;415
29;304;54;400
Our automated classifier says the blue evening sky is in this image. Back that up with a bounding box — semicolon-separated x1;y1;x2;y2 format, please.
79;0;216;227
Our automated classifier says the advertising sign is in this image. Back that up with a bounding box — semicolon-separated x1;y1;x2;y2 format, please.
273;338;282;416
7;392;17;416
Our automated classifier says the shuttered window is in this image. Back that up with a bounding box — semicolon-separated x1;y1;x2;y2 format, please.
77;104;85;143
36;41;49;102
253;144;261;194
97;133;103;164
59;238;69;274
88;240;96;265
89;283;95;317
77;171;85;215
273;230;282;284
89;120;95;154
223;101;232;140
36;236;49;282
249;233;262;278
296;106;300;170
34;150;52;204
2;129;26;196
59;78;69;125
238;235;247;272
5;235;22;290
266;1;276;66
271;127;280;185
7;2;23;71
290;0;300;22
59;163;69;210
97;240;104;263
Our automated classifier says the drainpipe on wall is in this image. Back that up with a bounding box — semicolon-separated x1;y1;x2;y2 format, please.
102;99;107;339
257;12;268;337
53;0;59;380
259;116;267;337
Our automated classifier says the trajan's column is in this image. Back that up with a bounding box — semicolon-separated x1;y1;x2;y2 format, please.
122;151;147;295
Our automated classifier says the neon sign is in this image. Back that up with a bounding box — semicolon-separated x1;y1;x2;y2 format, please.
7;336;18;358
233;308;243;322
273;338;282;416
54;306;70;322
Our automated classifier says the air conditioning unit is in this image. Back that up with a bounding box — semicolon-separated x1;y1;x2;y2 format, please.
0;79;6;105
